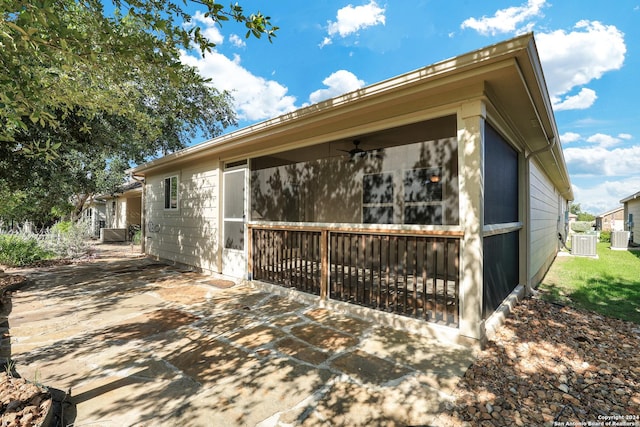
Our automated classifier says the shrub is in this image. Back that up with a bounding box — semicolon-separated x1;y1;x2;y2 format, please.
599;230;611;243
132;229;142;245
50;221;73;234
0;233;54;267
44;220;92;259
571;221;594;233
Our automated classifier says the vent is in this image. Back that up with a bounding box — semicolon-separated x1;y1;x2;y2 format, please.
571;234;597;257
611;231;630;249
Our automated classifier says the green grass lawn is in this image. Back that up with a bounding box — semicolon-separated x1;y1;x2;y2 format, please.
539;242;640;323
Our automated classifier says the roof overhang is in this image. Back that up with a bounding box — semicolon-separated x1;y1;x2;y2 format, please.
130;33;572;200
621;191;640;204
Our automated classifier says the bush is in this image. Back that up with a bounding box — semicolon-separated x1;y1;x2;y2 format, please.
132;229;142;245
571;221;594;233
44;220;92;259
0;233;54;267
50;221;73;234
599;230;611;243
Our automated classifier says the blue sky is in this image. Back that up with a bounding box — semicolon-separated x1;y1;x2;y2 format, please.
179;0;640;214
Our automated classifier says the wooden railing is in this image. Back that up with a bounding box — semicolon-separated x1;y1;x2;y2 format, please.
249;225;460;327
250;227;323;295
330;232;459;326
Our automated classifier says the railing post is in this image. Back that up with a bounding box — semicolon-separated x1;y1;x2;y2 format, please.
320;229;329;299
247;226;253;280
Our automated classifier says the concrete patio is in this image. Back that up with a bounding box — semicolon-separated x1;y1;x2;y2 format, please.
1;244;476;426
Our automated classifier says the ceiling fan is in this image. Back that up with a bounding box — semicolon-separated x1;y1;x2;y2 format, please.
339;140;383;160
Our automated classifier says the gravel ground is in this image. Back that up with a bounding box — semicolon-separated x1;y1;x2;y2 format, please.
437;295;640;427
0;373;51;427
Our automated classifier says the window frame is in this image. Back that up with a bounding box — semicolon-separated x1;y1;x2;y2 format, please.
402;167;444;225
163;175;180;211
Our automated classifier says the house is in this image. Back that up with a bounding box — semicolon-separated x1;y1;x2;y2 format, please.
621;191;640;245
84;181;143;242
595;206;624;232
81;197;106;238
129;33;573;346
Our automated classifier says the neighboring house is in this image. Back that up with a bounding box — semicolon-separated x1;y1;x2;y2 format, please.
81;198;107;238
595;206;624;232
130;34;573;346
621;191;640;245
90;181;143;241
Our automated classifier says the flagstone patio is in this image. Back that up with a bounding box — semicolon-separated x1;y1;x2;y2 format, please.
1;244;476;426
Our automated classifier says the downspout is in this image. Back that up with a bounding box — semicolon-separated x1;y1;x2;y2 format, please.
516;58;570;296
130;173;146;254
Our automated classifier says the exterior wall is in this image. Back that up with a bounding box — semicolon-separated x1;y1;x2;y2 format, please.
626;198;640;244
116;198;127;228
103;193;141;234
596;208;624;231
85;202;106;237
145;159;220;273
126;196;142;227
529;159;563;286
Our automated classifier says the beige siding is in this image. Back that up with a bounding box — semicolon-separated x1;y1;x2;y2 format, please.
628;199;640;245
529;160;562;285
126;196;142;226
116;198;127;228
145;159;220;273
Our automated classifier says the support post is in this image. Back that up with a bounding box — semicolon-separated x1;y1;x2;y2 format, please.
457;100;487;344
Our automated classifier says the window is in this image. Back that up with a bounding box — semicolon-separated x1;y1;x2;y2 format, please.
403;168;443;225
362;172;394;224
164;176;179;210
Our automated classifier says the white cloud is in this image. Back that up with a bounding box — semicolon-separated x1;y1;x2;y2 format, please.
560;132;581;144
321;1;386;47
461;3;626;113
572;176;640;214
564;144;640;176
229;34;246;48
308;70;365;104
585;133;623;148
190;11;225;45
552;88;597;111
460;0;546;35
180;50;297;121
536;21;626;98
618;133;633;140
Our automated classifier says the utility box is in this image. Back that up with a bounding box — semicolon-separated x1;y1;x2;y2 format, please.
571;234;597;257
100;228;127;243
611;231;630;250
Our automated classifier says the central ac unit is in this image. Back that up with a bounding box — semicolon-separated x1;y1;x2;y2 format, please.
611;231;630;249
571;234;597;257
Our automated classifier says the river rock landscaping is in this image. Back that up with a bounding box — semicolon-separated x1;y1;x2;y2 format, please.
437;294;640;426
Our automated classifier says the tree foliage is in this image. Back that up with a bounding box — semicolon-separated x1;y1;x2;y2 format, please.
0;0;277;155
0;0;277;225
569;203;595;222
